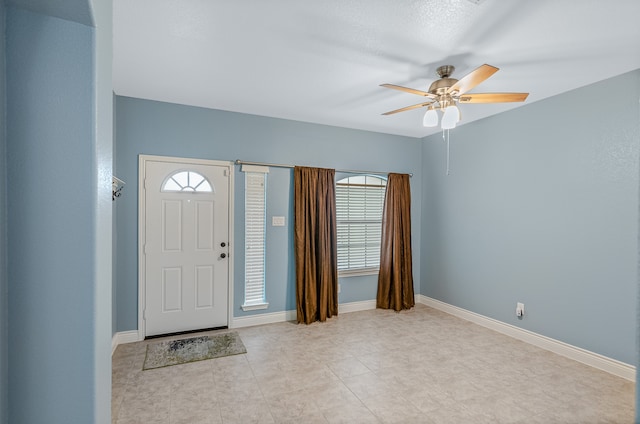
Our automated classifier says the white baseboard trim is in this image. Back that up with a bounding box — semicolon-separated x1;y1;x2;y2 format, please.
417;295;636;382
111;330;141;356
232;309;297;328
339;299;377;314
231;299;378;328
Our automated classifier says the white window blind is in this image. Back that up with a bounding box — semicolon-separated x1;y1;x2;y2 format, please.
336;175;387;274
243;165;269;310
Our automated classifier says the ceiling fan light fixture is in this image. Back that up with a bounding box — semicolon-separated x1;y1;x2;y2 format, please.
441;104;460;129
423;108;438;127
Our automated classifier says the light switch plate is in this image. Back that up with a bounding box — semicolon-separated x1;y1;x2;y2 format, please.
272;216;285;226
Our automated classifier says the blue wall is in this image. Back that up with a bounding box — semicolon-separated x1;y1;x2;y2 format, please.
92;0;113;421
114;96;422;332
421;69;640;366
0;1;7;422
6;4;112;423
637;78;640;424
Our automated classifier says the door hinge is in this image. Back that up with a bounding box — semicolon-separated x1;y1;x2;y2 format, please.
143;309;146;320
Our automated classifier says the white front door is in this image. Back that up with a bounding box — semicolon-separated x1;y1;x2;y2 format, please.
142;157;231;337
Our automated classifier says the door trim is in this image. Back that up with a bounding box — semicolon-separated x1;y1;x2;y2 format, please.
138;154;235;340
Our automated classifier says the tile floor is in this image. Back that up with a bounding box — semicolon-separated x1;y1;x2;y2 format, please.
112;304;635;423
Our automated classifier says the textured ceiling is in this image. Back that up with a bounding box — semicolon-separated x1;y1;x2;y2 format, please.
113;0;640;138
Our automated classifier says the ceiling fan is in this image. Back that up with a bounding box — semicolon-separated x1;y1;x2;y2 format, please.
381;64;529;129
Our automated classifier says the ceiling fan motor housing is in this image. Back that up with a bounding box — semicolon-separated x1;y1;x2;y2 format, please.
430;65;458;96
429;77;458;95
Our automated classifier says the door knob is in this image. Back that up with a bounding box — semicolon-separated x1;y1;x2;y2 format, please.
220;253;227;259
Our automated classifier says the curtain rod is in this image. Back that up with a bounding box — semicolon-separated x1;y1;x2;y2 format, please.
235;160;413;177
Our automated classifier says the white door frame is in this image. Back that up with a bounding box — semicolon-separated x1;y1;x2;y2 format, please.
138;154;235;340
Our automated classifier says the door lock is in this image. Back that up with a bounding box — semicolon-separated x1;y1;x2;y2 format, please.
220;242;226;247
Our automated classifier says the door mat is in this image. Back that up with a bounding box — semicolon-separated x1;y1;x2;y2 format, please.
143;332;246;370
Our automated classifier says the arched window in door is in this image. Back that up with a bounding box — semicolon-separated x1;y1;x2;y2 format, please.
161;170;213;193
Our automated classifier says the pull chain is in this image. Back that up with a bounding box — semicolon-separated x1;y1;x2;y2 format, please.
442;129;451;175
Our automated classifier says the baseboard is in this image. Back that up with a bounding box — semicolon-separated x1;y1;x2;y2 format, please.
417;295;636;382
338;299;377;314
231;310;297;328
111;330;140;356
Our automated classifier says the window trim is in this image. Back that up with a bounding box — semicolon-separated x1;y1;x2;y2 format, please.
336;174;387;277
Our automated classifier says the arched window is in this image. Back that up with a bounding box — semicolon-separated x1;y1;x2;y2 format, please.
336;175;387;274
162;171;213;193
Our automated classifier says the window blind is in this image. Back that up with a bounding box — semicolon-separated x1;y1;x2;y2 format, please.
336;178;386;272
244;170;267;307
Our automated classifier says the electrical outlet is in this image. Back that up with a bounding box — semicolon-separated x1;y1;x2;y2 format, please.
516;302;525;317
338;284;341;293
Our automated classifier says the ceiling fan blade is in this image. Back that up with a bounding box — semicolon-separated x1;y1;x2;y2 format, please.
458;92;529;103
447;64;499;95
380;84;435;97
382;101;434;115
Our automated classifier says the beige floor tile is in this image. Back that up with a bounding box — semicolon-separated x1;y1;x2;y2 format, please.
215;376;264;404
116;396;170;422
399;384;456;413
319;402;379;424
219;398;275;424
116;417;169;424
276;413;329;424
263;389;322;421
462;392;536;423
423;404;484;424
170;410;222;424
326;355;371;380
359;392;423;423
308;380;364;410
342;370;403;400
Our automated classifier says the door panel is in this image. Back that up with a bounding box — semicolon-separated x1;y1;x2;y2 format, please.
162;200;182;251
195;266;214;309
195;201;214;250
162;268;182;312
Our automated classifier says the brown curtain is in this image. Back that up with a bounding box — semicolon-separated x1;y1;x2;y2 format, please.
294;166;339;324
377;173;415;311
